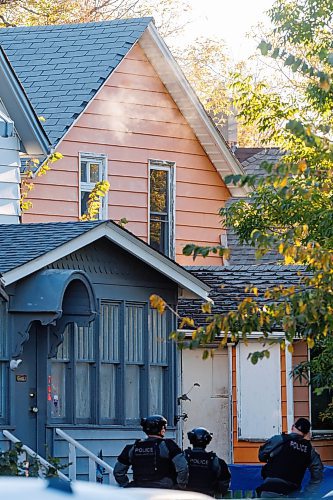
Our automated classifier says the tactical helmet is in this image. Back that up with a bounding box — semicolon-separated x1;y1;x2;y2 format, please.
187;427;213;447
141;415;167;435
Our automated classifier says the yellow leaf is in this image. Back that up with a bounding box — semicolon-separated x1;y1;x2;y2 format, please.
201;302;212;314
307;337;315;349
285;255;294;265
298;160;307;172
287;344;294;353
149;294;166;314
252;287;258;296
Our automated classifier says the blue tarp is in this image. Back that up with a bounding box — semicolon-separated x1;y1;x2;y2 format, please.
229;464;333;496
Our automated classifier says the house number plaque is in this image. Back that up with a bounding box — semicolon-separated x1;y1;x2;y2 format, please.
16;374;27;382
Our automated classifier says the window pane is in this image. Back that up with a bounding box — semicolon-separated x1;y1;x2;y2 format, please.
150;309;168;364
125;305;144;363
51;362;67;418
149;366;164;415
150;169;168;213
81;191;90;217
101;303;120;362
125;365;140;419
100;364;117;420
75;324;94;361
150;216;168;255
56;325;70;360
80;161;87;182
311;388;333;430
75;363;91;419
90;163;100;183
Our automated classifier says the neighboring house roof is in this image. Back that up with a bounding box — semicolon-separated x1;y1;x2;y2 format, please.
0;19;248;197
235;147;282;176
226;147;283;265
0;46;50;155
179;265;304;327
0;18;152;146
0;220;210;300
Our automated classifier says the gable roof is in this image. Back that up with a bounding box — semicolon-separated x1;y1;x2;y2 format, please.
178;265;304;327
139;24;249;198
0;220;210;300
0;19;248;197
0;18;152;146
0;46;50;155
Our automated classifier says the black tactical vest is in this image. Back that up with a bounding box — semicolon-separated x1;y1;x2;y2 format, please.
185;448;218;494
131;438;173;483
263;435;312;488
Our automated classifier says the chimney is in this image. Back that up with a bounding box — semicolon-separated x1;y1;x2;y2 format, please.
0;109;20;224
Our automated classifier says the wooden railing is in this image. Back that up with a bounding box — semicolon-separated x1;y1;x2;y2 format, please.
2;429;69;481
55;428;115;484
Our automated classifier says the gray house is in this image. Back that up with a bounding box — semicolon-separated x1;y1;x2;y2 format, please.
0;220;209;478
0;46;50;224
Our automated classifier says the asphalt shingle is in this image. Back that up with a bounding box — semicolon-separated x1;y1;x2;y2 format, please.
0;17;152;146
180;265;305;327
0;221;105;274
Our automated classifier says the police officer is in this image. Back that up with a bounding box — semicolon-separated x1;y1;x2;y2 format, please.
113;414;188;489
256;418;323;497
184;427;231;497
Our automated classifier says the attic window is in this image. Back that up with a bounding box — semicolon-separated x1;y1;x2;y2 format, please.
79;153;107;219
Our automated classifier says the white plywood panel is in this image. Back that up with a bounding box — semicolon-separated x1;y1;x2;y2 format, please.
236;342;281;440
181;349;231;461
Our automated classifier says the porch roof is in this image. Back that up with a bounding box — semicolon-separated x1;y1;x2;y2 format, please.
0;220;210;300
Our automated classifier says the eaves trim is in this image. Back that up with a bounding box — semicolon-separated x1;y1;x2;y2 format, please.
3;222;210;300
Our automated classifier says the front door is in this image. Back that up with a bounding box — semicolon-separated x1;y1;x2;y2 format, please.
14;323;47;454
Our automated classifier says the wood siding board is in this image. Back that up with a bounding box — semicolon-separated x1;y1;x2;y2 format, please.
22;44;228;265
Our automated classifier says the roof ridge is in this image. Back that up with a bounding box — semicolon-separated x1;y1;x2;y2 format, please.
1;17;153;31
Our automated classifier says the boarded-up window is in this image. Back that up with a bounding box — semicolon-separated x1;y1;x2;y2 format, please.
236;342;282;439
75;323;95;420
51;325;70;419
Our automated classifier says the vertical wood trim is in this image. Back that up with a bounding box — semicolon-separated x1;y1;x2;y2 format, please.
285;345;294;432
228;344;234;464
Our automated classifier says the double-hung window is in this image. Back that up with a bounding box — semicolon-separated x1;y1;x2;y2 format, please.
79;153;107;219
149;159;175;258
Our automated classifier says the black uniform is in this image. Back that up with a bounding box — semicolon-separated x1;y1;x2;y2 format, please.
257;432;323;497
113;436;188;489
185;447;231;497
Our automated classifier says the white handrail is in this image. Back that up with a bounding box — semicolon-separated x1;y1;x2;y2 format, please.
2;430;69;482
55;428;115;484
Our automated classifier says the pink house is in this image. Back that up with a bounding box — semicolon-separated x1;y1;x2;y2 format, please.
0;18;247;266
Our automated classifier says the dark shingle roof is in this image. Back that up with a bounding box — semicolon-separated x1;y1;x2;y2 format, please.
235;147;282;176
180;265;304;326
0;18;152;146
0;220;104;274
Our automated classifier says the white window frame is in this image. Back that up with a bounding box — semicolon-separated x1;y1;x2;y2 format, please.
148;159;176;259
236;341;282;440
79;152;108;220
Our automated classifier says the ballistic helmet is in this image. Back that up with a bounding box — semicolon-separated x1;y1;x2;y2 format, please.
187;427;213;448
141;415;167;435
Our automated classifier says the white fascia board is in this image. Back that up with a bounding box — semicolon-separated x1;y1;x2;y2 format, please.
3;222;210;300
139;24;250;198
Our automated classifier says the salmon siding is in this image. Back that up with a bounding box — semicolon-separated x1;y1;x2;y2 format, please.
22;43;230;266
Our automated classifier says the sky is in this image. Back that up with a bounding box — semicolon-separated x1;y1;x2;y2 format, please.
181;0;276;61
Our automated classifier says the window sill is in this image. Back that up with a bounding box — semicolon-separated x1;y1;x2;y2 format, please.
311;432;333;440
